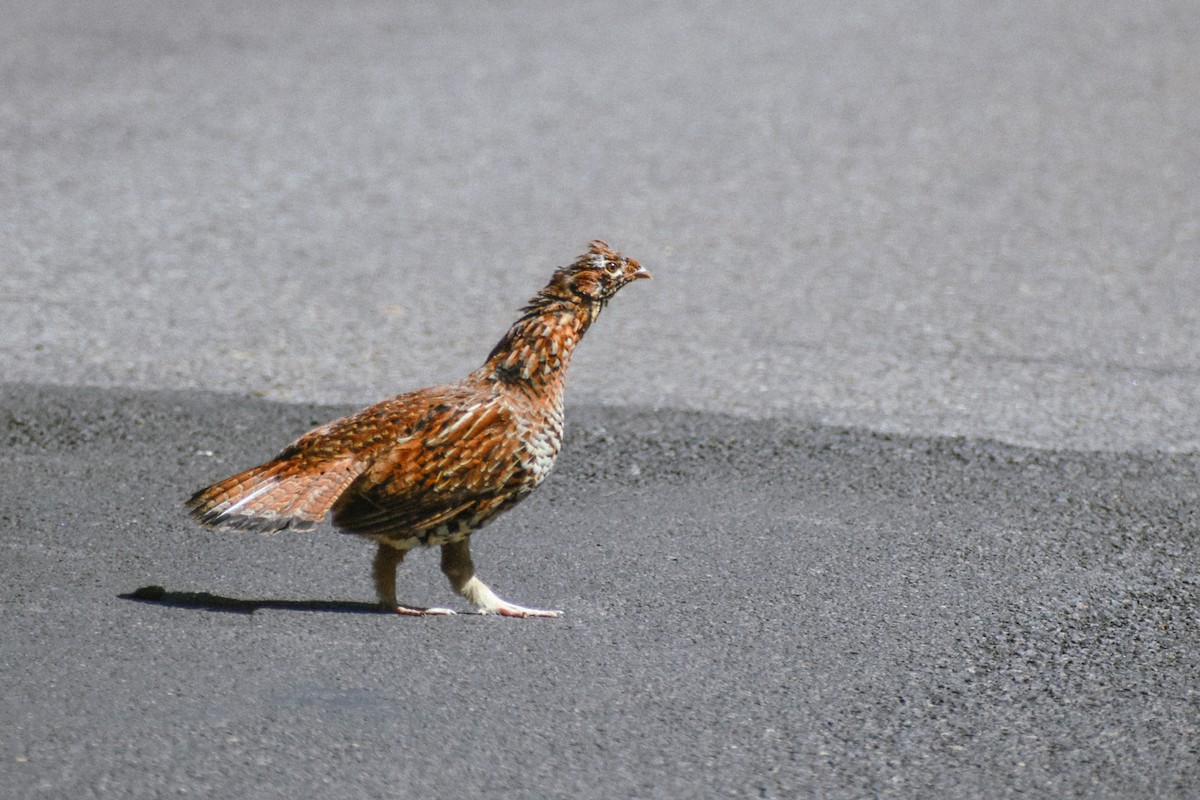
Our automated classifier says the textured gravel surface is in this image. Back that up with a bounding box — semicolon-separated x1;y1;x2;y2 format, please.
3;1;1199;450
2;386;1198;799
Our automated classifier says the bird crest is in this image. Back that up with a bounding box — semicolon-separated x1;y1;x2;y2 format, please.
583;239;619;267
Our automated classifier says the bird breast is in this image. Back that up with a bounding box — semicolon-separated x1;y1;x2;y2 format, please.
518;405;564;485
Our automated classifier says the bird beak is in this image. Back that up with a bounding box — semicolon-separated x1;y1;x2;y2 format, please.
632;267;652;280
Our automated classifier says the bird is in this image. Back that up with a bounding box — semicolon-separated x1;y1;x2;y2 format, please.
186;240;650;617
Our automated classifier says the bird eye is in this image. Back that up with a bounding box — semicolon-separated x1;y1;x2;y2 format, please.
604;260;620;273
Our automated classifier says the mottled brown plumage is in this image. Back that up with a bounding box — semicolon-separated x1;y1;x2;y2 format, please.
186;241;649;617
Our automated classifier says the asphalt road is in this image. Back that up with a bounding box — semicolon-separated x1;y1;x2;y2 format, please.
3;2;1199;798
3;385;1198;798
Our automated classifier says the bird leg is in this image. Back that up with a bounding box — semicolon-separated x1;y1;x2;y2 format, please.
373;542;456;616
439;539;560;618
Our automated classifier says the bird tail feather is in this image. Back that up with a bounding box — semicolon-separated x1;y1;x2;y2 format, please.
186;457;362;533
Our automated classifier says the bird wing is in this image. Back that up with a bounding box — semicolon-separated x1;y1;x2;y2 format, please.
330;396;529;538
187;385;455;533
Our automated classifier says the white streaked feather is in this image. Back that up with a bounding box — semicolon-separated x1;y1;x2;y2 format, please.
221;480;277;517
434;403;483;439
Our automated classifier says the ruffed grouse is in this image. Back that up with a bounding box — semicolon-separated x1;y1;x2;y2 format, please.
186;241;649;617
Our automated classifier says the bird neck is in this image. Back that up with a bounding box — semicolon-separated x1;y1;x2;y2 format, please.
481;292;599;395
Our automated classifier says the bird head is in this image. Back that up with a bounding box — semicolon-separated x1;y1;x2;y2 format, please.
546;240;651;306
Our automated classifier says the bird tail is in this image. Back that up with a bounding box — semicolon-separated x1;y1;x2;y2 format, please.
185;457;363;533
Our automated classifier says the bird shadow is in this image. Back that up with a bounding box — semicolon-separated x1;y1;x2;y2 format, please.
119;585;389;616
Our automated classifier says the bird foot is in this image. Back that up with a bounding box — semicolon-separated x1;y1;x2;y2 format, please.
450;572;560;617
486;602;561;618
392;605;457;617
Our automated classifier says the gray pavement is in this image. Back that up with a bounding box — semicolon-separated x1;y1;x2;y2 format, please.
3;385;1199;798
2;1;1199;798
3;1;1198;450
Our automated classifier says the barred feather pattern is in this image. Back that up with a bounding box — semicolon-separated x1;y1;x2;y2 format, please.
185;457;365;533
185;242;648;615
